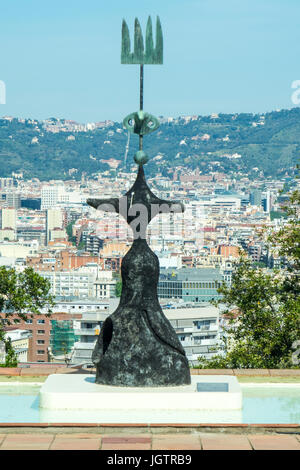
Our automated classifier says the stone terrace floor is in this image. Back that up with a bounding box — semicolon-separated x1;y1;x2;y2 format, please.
0;431;300;450
1;367;299;450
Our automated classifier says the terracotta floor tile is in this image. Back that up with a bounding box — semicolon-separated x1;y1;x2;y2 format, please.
101;436;151;450
50;437;101;450
0;434;54;450
152;434;201;450
101;442;151;450
249;434;300;450
200;433;252;450
55;433;102;439
102;436;151;444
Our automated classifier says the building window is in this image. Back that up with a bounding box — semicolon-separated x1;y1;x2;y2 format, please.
37;350;45;354
37;340;45;345
37;330;45;334
37;319;45;324
26;319;33;324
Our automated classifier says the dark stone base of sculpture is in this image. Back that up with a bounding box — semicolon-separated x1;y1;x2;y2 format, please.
92;238;191;387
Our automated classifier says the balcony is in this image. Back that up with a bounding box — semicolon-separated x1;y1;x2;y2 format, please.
193;323;218;332
81;312;108;321
183;327;193;333
193;338;217;346
74;341;96;350
77;328;98;335
210;325;218;331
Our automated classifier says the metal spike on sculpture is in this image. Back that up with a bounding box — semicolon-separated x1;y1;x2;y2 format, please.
87;17;191;387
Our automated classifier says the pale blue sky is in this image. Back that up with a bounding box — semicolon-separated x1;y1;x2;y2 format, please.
0;0;300;122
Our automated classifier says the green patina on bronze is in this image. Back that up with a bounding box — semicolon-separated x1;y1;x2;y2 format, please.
86;16;191;387
123;111;160;136
121;16;163;165
121;16;163;64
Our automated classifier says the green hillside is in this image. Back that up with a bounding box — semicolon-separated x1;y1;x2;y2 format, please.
0;108;299;180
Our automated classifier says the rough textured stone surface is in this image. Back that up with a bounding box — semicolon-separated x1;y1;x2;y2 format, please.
92;238;190;386
88;166;191;387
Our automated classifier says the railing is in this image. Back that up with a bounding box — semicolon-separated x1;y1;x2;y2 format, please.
77;328;98;335
73;342;96;350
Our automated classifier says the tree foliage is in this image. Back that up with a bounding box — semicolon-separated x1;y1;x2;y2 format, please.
0;331;18;367
0;267;55;366
1;108;300;180
115;280;122;298
0;267;55;323
197;190;300;369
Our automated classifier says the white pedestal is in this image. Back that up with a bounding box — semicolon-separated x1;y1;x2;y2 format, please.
39;374;242;423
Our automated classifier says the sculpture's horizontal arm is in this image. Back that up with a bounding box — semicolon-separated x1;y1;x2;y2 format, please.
87;198;120;213
148;195;185;215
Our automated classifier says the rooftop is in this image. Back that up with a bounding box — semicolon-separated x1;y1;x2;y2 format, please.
163;305;219;320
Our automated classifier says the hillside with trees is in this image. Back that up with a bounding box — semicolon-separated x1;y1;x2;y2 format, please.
0;108;300;180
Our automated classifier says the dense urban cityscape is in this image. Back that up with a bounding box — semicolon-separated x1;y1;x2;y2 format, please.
1;0;300;453
0;113;297;368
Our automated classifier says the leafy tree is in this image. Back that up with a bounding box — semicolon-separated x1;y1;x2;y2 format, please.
268;189;300;273
0;267;55;321
1;108;300;180
197;190;300;369
0;331;18;367
77;241;85;250
115;280;122;298
66;222;77;245
0;267;55;366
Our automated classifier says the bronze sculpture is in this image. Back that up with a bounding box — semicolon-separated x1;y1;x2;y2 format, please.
87;17;191;386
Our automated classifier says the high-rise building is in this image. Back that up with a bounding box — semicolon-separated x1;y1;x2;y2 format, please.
0;177;15;189
46;209;63;244
262;191;271;212
0;208;16;230
85;234;104;255
41;185;65;210
249;189;262;207
5;192;21;209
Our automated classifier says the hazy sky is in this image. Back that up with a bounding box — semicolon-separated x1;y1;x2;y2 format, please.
1;0;300;122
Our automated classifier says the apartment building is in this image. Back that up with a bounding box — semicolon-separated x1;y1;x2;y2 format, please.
158;268;223;303
41;185;65;210
165;304;220;365
39;270;96;298
4;329;32;362
70;299;221;366
71;299;111;364
0;312;80;362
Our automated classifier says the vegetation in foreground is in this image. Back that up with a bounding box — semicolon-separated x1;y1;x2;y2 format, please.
0;267;54;367
197;188;300;369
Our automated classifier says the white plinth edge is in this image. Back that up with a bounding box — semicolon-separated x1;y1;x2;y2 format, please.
39;374;242;411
